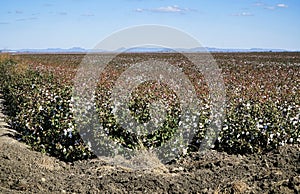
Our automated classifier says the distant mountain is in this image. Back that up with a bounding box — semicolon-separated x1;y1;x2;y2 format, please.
122;47;175;53
0;47;292;53
248;48;287;52
4;47;88;53
118;47;289;53
204;47;288;53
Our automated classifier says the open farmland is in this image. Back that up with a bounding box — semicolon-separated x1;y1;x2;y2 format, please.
0;52;299;193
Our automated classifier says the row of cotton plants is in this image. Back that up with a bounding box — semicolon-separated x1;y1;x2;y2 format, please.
0;56;93;161
0;53;299;162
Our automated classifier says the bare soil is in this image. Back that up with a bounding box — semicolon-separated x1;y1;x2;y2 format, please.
0;95;299;194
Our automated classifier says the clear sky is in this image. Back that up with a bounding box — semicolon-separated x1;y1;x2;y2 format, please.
0;0;299;50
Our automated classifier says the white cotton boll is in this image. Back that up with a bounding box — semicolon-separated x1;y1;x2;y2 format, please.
256;123;263;129
279;142;285;146
199;123;204;128
293;120;298;126
111;106;117;114
192;115;197;121
246;102;251;109
193;122;197;128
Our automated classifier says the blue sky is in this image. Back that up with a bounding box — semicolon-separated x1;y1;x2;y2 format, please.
0;0;299;50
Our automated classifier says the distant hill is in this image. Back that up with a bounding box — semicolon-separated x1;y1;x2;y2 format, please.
204;47;287;53
0;47;292;53
122;47;175;53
